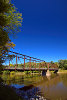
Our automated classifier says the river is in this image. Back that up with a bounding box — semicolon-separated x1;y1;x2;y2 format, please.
0;73;67;100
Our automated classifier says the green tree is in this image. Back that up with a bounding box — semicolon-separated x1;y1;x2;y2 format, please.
64;64;67;70
58;60;67;69
0;0;22;67
50;61;54;64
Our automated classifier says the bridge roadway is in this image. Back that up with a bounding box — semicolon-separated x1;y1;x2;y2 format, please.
4;68;58;71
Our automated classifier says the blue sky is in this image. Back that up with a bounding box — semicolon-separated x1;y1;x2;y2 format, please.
11;0;67;62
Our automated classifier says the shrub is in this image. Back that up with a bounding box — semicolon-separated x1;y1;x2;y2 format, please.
3;70;10;75
10;71;15;75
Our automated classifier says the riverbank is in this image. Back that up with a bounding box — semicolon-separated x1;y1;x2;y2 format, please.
57;70;67;73
2;70;41;76
2;70;67;76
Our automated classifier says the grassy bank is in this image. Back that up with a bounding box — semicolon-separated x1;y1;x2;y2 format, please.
3;70;67;75
2;70;41;76
58;70;67;73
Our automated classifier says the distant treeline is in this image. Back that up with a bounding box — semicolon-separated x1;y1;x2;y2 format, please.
5;61;58;68
58;60;67;70
5;60;67;70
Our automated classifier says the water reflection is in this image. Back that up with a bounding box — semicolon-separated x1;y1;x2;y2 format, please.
14;85;43;100
1;73;67;100
11;84;24;89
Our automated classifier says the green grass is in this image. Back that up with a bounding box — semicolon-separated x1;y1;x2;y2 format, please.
10;71;15;75
58;69;67;73
3;70;10;75
2;70;41;76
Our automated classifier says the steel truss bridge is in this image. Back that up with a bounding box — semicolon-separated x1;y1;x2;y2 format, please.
4;51;58;71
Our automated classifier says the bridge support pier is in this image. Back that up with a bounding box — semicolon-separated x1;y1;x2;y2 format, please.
42;70;46;76
46;70;51;76
54;70;58;74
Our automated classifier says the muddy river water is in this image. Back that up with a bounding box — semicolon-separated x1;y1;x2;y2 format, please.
0;73;67;100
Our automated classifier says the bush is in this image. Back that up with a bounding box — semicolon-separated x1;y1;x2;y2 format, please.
64;64;67;70
3;70;10;75
0;71;3;74
0;65;5;71
10;71;15;75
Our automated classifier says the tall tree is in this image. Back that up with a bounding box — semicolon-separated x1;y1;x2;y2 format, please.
0;0;22;67
58;60;67;69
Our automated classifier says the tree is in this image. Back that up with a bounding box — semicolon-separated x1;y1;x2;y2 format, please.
50;61;54;64
58;60;67;69
0;0;22;67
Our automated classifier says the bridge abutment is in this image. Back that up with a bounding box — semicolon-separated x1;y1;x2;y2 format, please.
46;70;51;76
42;70;51;76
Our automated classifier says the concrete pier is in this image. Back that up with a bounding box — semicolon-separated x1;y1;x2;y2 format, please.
46;70;51;76
42;70;46;76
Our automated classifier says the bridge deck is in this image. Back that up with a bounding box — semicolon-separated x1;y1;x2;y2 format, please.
4;68;58;71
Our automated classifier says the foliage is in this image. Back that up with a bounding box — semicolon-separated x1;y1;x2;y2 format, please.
0;0;22;66
10;71;15;75
4;61;59;69
58;70;67;73
0;0;22;33
0;65;4;71
50;63;58;68
3;70;10;74
7;54;15;61
58;60;67;70
50;61;54;64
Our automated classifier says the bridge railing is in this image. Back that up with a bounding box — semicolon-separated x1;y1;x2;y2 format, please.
4;51;58;70
4;51;47;70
